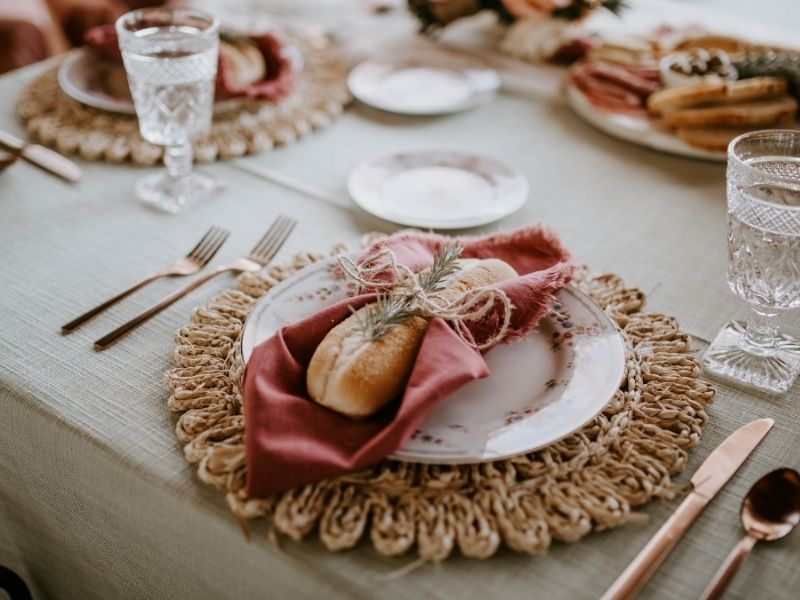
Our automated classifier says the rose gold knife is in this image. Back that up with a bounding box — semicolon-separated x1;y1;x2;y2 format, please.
0;129;81;183
600;417;774;600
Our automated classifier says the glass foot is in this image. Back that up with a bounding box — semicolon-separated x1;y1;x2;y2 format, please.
703;321;800;394
135;171;221;214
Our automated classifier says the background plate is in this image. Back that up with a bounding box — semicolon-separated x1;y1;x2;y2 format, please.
58;50;137;115
58;47;302;115
348;150;528;229
566;81;727;163
348;51;500;115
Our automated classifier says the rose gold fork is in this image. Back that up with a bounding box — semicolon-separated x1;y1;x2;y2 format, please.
62;226;230;334
94;215;296;351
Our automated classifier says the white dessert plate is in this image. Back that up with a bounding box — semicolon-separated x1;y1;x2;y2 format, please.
565;81;727;163
348;150;528;229
347;51;500;115
240;256;626;465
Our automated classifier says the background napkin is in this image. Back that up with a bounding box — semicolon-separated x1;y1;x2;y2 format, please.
243;226;574;497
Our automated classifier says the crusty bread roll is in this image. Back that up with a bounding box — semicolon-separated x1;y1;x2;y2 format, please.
306;258;518;419
672;35;751;55
219;41;267;88
588;38;655;66
724;77;788;103
647;80;726;116
662;95;797;128
648;77;788;116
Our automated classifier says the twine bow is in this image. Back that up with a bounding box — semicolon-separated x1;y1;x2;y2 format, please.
337;247;513;350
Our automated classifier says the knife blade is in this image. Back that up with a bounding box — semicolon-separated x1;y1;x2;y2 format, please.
600;417;774;600
0;129;81;183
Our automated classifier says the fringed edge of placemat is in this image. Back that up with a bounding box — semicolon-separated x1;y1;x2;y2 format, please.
165;248;714;560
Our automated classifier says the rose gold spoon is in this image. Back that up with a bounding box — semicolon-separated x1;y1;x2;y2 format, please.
699;468;800;600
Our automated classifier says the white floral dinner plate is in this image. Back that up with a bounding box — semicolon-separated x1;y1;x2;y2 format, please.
240;256;626;464
565;81;727;163
347;51;500;115
348;150;528;229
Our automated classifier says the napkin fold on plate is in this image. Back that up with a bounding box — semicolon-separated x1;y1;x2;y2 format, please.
243;226;575;497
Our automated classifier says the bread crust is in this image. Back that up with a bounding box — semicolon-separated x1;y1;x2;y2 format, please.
673;35;750;54
725;77;787;103
647;77;788;117
306;258;518;418
662;96;797;128
648;80;726;116
219;42;267;88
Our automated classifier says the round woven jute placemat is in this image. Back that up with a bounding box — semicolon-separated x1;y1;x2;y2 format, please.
165;247;714;560
16;35;350;165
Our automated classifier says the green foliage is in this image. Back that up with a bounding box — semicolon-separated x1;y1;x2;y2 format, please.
735;51;800;99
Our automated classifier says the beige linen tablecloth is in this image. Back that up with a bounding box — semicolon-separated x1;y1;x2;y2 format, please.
1;1;800;599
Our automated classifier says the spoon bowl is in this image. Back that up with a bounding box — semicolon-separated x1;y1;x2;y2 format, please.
700;468;800;600
741;468;800;541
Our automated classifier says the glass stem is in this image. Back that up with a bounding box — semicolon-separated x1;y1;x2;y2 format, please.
165;142;193;181
742;306;779;354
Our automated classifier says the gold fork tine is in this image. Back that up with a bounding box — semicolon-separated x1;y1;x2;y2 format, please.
250;216;288;257
196;228;229;265
250;217;288;261
256;216;294;257
186;226;219;260
253;217;296;264
191;226;225;261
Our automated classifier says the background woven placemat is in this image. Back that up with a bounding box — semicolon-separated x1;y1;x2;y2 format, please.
165;247;714;560
15;35;350;165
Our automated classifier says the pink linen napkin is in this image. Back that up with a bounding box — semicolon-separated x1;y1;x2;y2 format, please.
243;226;574;497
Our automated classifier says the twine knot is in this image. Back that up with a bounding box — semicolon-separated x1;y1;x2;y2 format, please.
337;247;513;350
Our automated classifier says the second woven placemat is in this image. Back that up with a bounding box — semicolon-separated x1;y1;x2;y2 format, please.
16;34;350;165
165;247;714;560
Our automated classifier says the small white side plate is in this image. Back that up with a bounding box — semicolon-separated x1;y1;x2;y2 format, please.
240;256;626;464
348;51;500;115
565;81;727;163
348;150;528;229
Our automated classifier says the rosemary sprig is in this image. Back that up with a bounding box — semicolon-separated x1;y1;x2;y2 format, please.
351;243;464;341
350;295;414;342
416;243;463;294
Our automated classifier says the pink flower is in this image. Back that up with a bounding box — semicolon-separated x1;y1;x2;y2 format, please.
501;0;573;19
